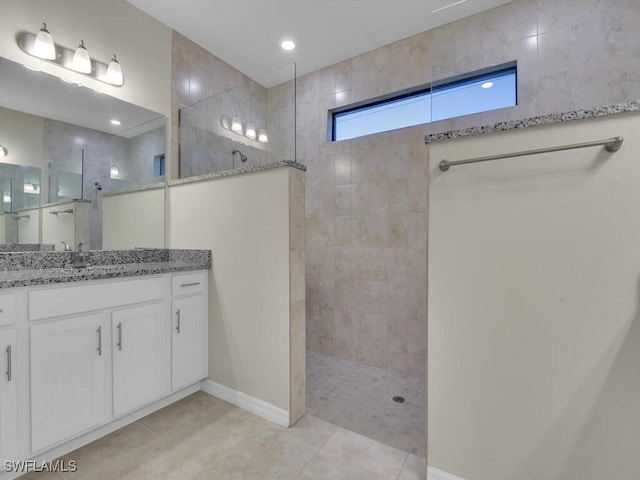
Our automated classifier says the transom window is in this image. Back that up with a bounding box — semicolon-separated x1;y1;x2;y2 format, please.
330;63;517;142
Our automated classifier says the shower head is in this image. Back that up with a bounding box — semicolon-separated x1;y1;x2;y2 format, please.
94;181;103;190
232;149;248;163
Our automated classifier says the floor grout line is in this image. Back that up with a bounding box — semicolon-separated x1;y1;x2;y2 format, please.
306;350;427;458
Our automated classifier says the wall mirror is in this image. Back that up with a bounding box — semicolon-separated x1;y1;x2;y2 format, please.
0;56;167;250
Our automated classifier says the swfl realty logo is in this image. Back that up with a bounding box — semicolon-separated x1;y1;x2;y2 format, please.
4;459;78;473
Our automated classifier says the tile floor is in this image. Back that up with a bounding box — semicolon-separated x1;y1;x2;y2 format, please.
19;391;426;480
306;351;427;458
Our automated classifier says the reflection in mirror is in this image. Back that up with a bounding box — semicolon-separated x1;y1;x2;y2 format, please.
0;56;167;249
109;127;166;191
0;162;43;245
49;150;83;203
179;64;296;178
0;178;12;213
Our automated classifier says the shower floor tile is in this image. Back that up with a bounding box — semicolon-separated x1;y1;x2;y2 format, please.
306;351;427;458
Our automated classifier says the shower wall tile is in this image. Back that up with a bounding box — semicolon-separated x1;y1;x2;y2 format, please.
424;0;640;136
300;0;638;380
172;31;293;179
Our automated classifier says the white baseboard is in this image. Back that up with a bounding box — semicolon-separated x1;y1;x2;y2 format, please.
11;384;200;480
427;466;467;480
200;378;290;427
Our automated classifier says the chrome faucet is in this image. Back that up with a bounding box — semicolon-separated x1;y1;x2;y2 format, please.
60;241;72;252
71;242;87;268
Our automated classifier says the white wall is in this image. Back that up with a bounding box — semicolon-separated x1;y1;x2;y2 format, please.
0;0;172;117
18;208;40;244
102;188;164;250
42;201;90;250
428;111;640;480
169;168;292;411
0;107;44;168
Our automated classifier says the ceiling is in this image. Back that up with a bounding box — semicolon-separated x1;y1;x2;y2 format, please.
126;0;515;87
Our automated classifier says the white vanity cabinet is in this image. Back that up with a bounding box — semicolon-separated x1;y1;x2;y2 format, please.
30;314;107;453
14;270;208;463
0;328;17;464
171;272;207;391
112;303;169;417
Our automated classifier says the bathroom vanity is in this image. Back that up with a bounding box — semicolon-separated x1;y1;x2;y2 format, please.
0;248;210;477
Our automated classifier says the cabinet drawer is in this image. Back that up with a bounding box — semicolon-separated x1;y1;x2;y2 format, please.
29;277;165;320
172;272;204;297
0;293;16;326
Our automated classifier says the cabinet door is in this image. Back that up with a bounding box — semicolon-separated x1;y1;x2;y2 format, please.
0;329;17;463
172;296;205;390
112;303;168;417
30;315;106;453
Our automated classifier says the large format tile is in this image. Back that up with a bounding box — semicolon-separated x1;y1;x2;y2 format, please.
194;432;319;480
318;428;407;480
296;449;389;480
33;389;425;480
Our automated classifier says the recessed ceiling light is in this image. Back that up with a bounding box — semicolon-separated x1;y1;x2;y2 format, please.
110;119;121;125
281;40;295;51
481;82;494;89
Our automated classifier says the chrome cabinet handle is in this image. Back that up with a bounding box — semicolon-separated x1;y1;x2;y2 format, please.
97;326;102;356
176;309;181;334
6;345;11;382
180;282;200;288
117;322;123;351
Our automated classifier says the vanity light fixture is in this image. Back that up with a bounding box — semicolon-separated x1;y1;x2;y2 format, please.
71;40;92;73
231;115;243;134
110;119;122;126
24;183;40;194
221;116;269;144
106;55;124;86
33;23;56;60
0;146;6;158
245;123;257;140
18;24;125;87
110;165;120;176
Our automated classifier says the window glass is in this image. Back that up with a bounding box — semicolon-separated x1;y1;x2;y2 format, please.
332;65;517;141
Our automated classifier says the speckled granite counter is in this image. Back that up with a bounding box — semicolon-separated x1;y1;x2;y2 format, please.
0;248;211;288
168;160;307;186
102;182;165;197
425;100;640;144
0;244;55;252
40;198;91;208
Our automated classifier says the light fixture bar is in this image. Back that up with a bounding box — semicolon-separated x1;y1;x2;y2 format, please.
17;32;124;87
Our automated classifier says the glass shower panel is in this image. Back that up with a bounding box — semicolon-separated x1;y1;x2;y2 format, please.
0;178;12;213
22;166;42;210
179;64;296;178
49;149;83;203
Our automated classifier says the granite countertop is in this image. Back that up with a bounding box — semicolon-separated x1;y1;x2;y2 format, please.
0;248;211;288
169;160;307;186
41;198;91;208
102;182;166;197
424;100;640;144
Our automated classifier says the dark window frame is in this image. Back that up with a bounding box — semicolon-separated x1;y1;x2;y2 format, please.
329;61;517;142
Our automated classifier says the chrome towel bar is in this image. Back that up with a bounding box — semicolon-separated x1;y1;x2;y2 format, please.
439;136;623;172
